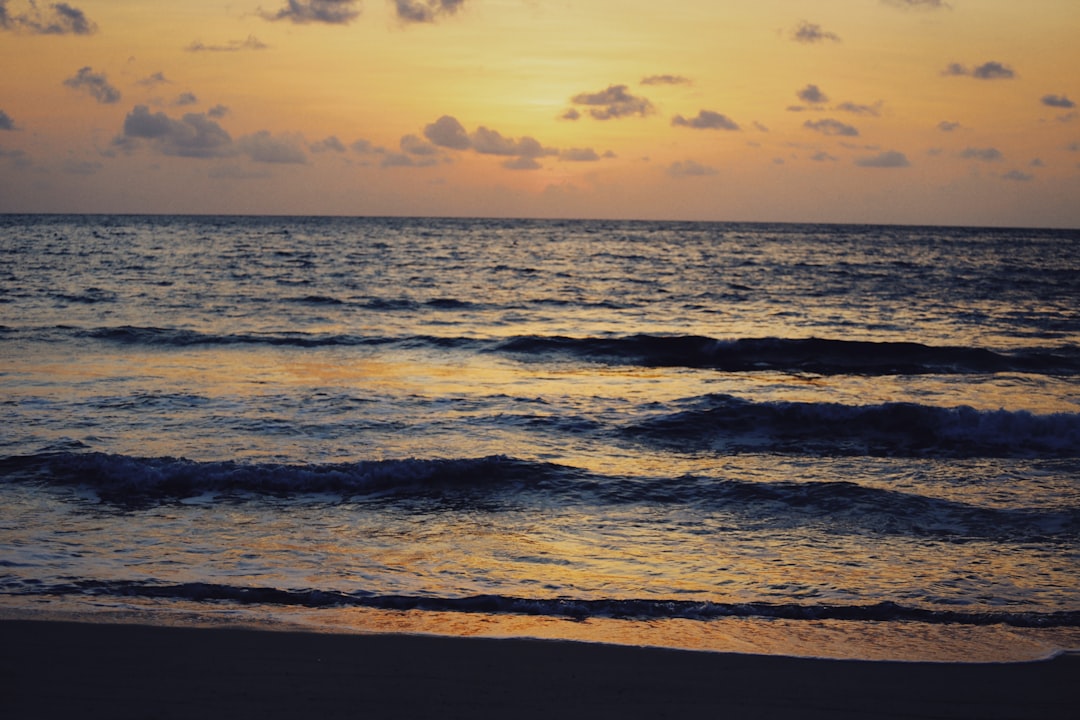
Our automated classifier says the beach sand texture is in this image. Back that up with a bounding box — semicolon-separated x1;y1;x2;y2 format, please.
2;620;1077;719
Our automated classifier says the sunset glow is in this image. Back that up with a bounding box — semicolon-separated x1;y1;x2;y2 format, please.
1;0;1078;225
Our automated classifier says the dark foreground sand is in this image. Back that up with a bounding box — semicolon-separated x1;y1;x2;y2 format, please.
1;620;1077;719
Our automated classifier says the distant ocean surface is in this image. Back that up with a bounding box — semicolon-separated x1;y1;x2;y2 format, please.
2;215;1078;661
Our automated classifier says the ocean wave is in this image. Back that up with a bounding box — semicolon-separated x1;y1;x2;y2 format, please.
24;326;1080;375
627;394;1080;458
9;578;1078;629
0;452;564;505
2;453;1074;541
495;335;1080;375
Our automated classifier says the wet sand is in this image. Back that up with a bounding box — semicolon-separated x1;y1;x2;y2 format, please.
2;619;1077;719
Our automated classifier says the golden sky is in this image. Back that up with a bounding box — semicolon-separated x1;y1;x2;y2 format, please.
1;0;1078;225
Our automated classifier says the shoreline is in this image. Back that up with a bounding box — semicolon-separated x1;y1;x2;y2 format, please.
3;618;1078;719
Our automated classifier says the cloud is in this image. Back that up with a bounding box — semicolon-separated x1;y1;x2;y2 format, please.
207;105;230;119
174;92;198;107
137;72;170;88
1042;94;1075;109
186;35;268;52
63;67;121;104
570;85;654;120
424;115;471;149
351;138;383;154
260;0;360;25
791;20;840;44
942;61;1015;80
882;0;950;9
559;148;601;162
667;159;717;177
400;133;439;156
310;136;346;153
419;115;558;169
640;74;690;86
796;84;828;105
0;1;97;34
938;120;961;132
502;156;541;171
672;110;739;131
116;105;233;158
834;101;882;117
959;147;1003;162
471;127;554;158
804;118;859;137
0;109;14;130
855;150;910;167
810;151;838;162
393;0;465;24
560;108;581;121
381;152;437;168
236;131;307;164
1001;169;1033;182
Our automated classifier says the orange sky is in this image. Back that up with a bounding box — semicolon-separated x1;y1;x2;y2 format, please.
1;0;1078;225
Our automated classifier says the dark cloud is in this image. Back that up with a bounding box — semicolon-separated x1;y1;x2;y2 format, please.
502;156;541;171
1001;169;1033;182
960;147;1003;162
804;118;859;137
471;127;554;158
943;61;1015;80
0;1;97;34
310;136;346;153
938;120;961;132
855;150;910;167
796;84;828;105
116;105;233;158
560;108;580;121
186;35;268;52
0;109;14;130
810;151;838;162
570;85;654;120
236;131;307;164
207;105;230;119
351;138;383;154
559;148;601;162
1042;94;1075;109
420;115;559;169
63;67;121;104
640;74;690;86
400;133;439;156
791;21;840;44
137;72;170;88
671;110;739;131
882;0;950;9
260;0;359;25
667;160;717;178
381;152;437;168
393;0;465;24
834;101;882;117
424;115;471;149
174;93;198;107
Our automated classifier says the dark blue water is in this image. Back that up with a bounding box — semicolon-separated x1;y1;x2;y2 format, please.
2;216;1078;660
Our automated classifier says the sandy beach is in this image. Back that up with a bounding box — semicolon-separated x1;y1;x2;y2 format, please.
1;619;1076;719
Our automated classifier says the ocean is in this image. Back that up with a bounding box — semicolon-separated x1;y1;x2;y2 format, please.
2;215;1078;661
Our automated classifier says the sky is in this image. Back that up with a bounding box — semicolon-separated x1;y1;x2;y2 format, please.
1;0;1079;226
